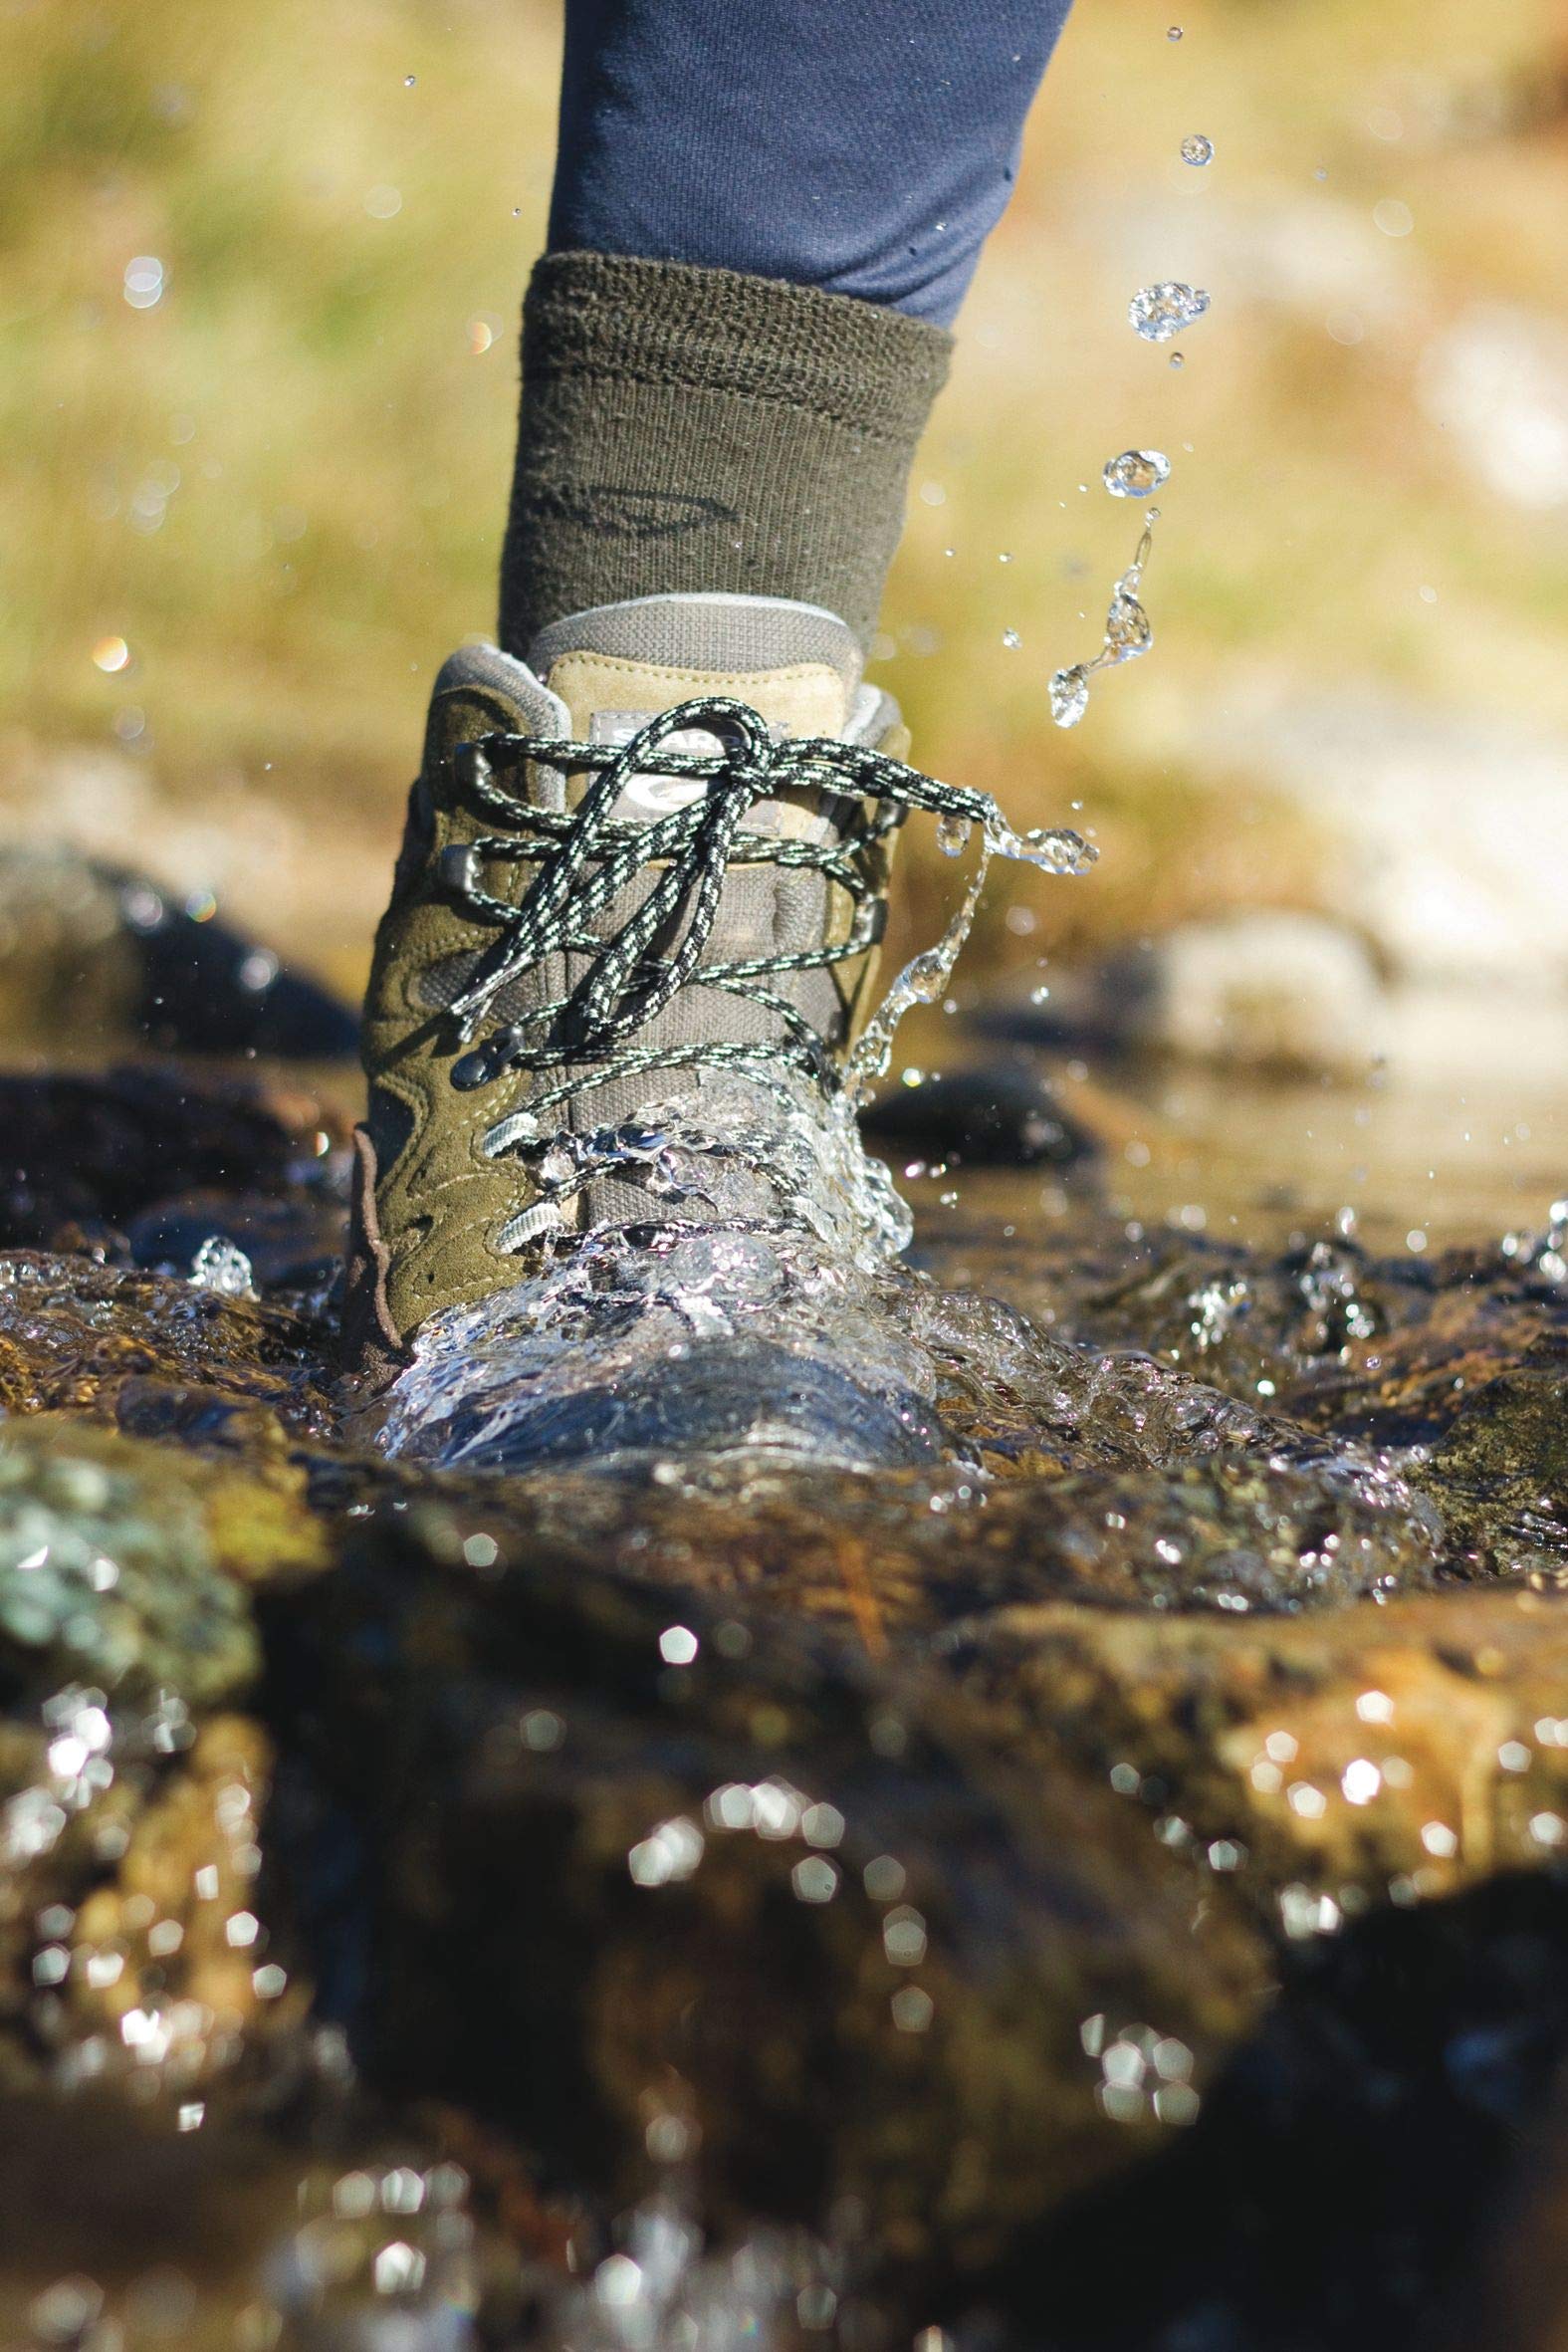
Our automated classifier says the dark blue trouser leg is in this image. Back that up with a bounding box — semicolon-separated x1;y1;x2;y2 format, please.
549;0;1072;328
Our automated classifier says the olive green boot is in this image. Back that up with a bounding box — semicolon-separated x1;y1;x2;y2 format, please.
343;590;928;1374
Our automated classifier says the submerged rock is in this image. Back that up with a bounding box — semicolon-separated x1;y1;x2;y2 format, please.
1416;1333;1568;1577
261;1509;1268;2281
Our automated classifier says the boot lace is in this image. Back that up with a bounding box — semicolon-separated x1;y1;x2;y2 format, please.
433;696;1087;1198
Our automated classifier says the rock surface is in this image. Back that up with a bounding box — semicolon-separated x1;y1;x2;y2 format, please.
0;1053;1561;2340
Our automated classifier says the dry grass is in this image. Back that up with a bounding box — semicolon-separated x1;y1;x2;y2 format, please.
3;0;1566;992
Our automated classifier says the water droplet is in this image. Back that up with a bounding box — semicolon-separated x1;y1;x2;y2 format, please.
1002;627;1021;648
1104;589;1153;664
92;635;130;673
1102;448;1171;500
1373;196;1414;237
1129;282;1210;343
1181;133;1214;165
1169;352;1185;368
936;815;971;858
1167;23;1183;37
403;72;416;86
1049;665;1090;729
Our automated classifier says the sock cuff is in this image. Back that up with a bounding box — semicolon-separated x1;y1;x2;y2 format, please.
524;250;952;443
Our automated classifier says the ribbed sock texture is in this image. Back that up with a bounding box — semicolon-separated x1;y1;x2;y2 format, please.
498;252;952;657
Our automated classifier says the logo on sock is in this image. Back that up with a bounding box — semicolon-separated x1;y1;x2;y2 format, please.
521;481;738;543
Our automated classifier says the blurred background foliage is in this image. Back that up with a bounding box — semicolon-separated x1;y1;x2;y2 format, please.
2;0;1566;997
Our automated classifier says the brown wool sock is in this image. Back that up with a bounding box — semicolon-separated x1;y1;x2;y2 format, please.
497;251;952;658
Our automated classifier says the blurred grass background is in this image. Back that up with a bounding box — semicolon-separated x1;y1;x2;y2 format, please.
2;0;1566;996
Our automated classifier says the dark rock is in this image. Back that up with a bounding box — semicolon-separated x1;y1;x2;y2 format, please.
1008;1873;1568;2352
0;1064;348;1253
0;845;356;1060
127;1186;346;1298
862;1060;1098;1169
261;1509;1267;2282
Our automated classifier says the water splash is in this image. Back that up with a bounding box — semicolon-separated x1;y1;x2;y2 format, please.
1048;512;1159;731
1129;282;1210;343
844;808;1092;1105
1103;448;1171;499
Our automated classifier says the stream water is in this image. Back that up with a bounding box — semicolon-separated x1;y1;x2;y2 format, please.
0;950;1565;2351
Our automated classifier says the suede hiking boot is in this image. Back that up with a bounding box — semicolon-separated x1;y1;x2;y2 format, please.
342;590;1020;1377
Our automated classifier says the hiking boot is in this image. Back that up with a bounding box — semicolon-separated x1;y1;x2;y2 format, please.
343;590;942;1375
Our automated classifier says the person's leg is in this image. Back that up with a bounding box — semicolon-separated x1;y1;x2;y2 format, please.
348;0;1071;1382
498;0;1069;656
550;0;1068;326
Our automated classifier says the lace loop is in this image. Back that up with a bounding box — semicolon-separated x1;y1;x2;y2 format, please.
436;694;999;1127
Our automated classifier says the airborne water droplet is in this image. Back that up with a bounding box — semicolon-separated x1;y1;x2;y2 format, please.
1103;589;1153;665
1128;282;1210;344
1181;134;1214;165
1102;448;1171;500
936;815;971;858
1049;666;1091;729
1167;23;1183;37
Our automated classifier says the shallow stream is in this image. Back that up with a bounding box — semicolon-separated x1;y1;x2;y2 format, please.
1;906;1567;2351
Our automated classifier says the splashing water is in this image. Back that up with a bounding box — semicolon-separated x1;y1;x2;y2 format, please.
1129;282;1211;343
1103;448;1171;499
1048;511;1159;731
378;793;1094;1473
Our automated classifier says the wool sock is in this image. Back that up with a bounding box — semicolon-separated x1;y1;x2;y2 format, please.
497;250;951;658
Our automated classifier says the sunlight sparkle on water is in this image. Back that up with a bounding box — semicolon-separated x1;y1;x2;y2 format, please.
122;257;164;310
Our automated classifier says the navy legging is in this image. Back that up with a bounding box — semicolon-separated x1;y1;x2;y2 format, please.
549;0;1072;327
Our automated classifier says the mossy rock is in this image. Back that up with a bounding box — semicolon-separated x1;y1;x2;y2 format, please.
0;1420;326;1711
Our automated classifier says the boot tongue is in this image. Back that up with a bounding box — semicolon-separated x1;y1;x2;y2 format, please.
526;592;861;825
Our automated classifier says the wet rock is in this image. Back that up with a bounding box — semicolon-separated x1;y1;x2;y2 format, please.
1416;1332;1568;1577
0;845;356;1059
959;1456;1439;1614
0;1422;324;2106
0;1253;333;1436
261;1510;1268;2281
973;914;1385;1077
920;1209;1568;1462
1013;1872;1568;2352
0;1062;348;1258
0;1422;268;1707
861;1062;1098;1169
944;1587;1568;1935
